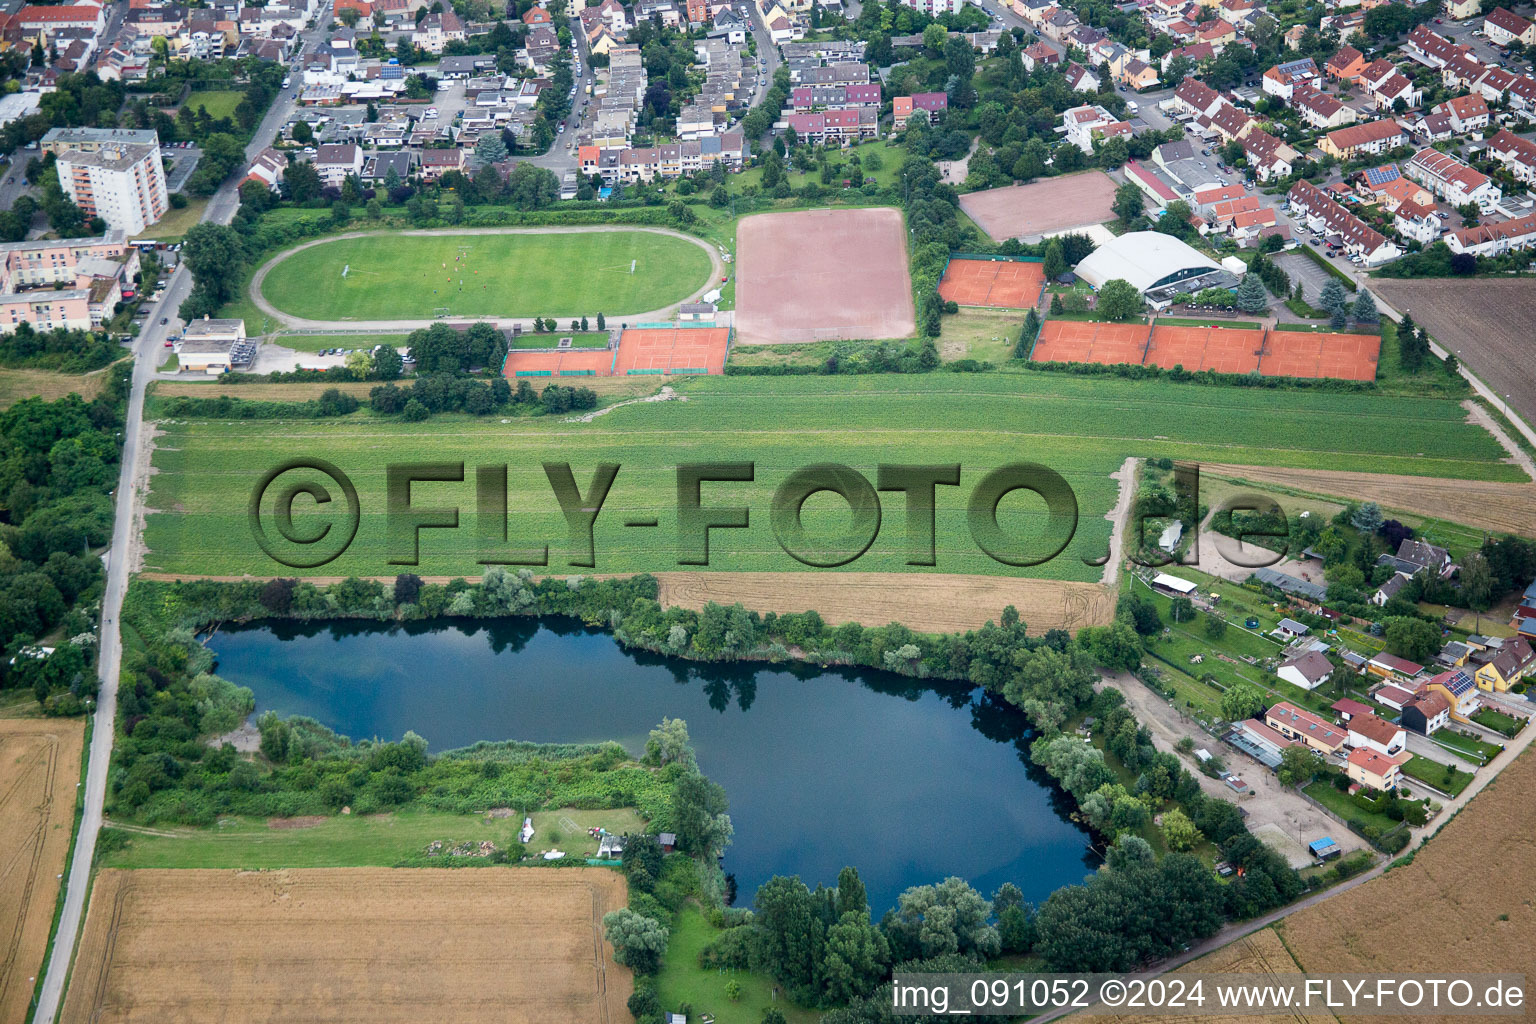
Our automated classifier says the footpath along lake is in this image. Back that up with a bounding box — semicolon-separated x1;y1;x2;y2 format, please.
208;618;1099;911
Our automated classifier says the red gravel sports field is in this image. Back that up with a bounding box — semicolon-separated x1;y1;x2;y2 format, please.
502;328;729;377
957;172;1119;241
1031;321;1380;380
938;257;1046;309
734;208;915;344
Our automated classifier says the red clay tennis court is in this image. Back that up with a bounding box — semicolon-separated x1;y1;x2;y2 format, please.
1144;325;1264;375
1259;330;1380;381
1030;320;1381;381
1031;320;1150;365
613;327;730;375
504;348;615;377
938;258;1047;309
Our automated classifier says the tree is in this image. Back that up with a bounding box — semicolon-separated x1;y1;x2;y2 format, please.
338;5;360;25
1352;288;1380;323
1220;682;1265;722
1113;181;1144;223
1350;501;1383;534
285;160;322;203
291;119;314;145
1169;596;1194;622
1042;238;1066;281
725;979;742;1001
1318;278;1348;319
1159;807;1202;851
1276;744;1322;787
1384;616;1441;663
1235;273;1268;314
475;132;509;165
671;769;732;856
373;344;403;380
602;908;669;974
1096;279;1143;321
596;312;606;330
1204;613;1227;639
1459;551;1495;613
180;223;246;307
882;877;1000;962
644;717;695;767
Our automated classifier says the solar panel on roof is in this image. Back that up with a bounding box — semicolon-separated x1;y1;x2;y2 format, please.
1364;165;1401;185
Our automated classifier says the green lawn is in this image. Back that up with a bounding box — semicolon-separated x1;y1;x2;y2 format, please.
654;906;818;1024
511;330;612;349
1303;779;1399;833
1471;707;1524;738
1156;317;1263;329
142;372;1518;580
185;89;245;120
274;333;409;353
149;197;208;243
98;805;644;868
259;230;714;320
1400;754;1473;797
1431;728;1503;765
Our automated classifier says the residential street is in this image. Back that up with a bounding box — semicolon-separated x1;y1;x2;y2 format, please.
30;9;338;1022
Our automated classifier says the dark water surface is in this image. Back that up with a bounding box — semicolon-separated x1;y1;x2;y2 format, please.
208;618;1098;911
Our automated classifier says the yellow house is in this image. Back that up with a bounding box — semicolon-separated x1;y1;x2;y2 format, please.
1346;747;1406;793
1474;638;1534;693
1446;0;1480;18
1120;58;1160;90
1424;668;1481;722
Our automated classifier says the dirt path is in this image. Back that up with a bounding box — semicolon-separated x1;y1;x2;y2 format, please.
1200;463;1536;539
127;423;162;574
566;384;684;422
1192;507;1322;585
249;225;726;332
1100;458;1137;589
1463;398;1536;480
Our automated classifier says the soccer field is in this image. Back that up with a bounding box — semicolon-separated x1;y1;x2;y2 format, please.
258;230;716;320
141;374;1518;582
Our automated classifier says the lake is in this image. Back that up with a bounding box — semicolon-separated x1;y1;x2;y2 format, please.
207;618;1098;912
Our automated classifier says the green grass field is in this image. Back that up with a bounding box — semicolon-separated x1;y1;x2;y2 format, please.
511;331;611;349
149;197;208;242
655;906;818;1024
259;230;714;320
275;333;409;353
185;90;244;121
98;805;644;868
141;373;1519;581
1401;754;1473;797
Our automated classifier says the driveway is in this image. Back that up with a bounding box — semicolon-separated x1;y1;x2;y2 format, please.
1099;670;1365;867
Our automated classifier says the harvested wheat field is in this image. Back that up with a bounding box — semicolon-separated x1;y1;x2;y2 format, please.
0;718;85;1024
1372;277;1536;428
1202;464;1536;539
152;380;377;401
1276;747;1536;1020
1085;927;1330;1024
653;571;1117;632
61;867;631;1024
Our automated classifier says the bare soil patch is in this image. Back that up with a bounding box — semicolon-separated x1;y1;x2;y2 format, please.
1201;463;1536;539
0;719;85;1024
957;172;1119;241
1277;746;1536;1015
734;208;915;344
1372;277;1536;428
61;867;631;1024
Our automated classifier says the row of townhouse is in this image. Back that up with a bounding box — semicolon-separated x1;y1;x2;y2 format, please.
1408;26;1536;115
782;107;878;145
0;230;139;334
578;133;748;183
1446;210;1536;255
1287;178;1403;265
1405;147;1503;212
1317;118;1408;160
1487;127;1536;182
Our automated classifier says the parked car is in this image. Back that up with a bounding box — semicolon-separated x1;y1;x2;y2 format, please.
160;317;169;324
164;339;174;347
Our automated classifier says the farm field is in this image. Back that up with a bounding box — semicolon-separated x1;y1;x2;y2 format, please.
1278;746;1536;987
1372;277;1536;427
1090;926;1334;1024
957;171;1118;241
0;719;85;1024
257;229;714;320
61;867;631;1024
1198;463;1536;540
99;806;646;868
142;374;1519;585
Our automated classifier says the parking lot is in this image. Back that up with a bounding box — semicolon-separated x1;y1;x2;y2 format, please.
1273;249;1344;305
161;144;202;192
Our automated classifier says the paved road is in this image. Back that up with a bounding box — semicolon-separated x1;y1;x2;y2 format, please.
30;10;336;1023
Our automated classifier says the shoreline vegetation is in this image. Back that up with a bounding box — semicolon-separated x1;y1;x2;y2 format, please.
101;571;1326;1024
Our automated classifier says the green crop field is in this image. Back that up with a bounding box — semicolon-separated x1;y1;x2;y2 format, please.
141;373;1519;581
185;90;244;120
258;230;714;320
